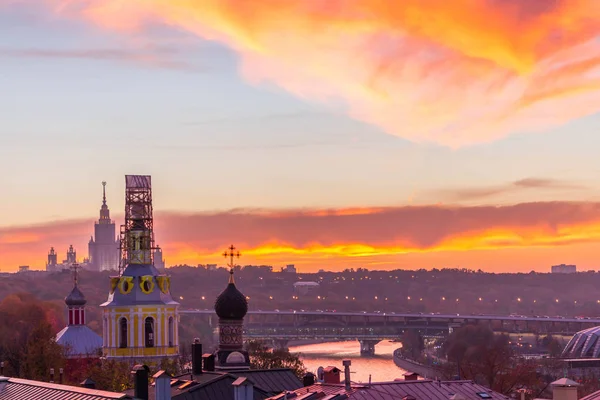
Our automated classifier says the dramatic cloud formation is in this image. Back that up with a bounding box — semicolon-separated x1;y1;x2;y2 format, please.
432;178;584;201
4;201;600;272
19;0;600;146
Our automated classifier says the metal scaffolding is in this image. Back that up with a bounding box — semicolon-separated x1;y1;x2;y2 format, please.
119;175;155;275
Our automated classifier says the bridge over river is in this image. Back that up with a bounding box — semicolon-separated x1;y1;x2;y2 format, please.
181;309;600;355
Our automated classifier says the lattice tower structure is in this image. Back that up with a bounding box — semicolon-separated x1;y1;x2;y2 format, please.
119;175;155;275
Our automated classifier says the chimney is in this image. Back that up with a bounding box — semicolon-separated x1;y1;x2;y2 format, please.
192;339;203;375
403;372;419;381
202;354;215;372
49;368;55;383
131;364;150;400
0;361;4;376
81;378;96;389
342;360;351;390
153;370;172;400
323;366;341;384
232;377;253;400
59;368;64;384
551;378;579;400
303;372;315;387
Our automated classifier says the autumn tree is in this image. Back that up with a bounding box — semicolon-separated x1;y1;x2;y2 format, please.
20;320;65;381
443;324;540;395
86;359;133;392
247;340;306;379
400;330;425;360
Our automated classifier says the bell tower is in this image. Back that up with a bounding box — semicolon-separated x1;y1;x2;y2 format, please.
101;175;179;359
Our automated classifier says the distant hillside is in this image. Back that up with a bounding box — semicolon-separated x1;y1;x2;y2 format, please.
2;266;599;345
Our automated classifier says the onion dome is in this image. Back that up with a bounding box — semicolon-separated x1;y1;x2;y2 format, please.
65;285;87;306
214;269;248;320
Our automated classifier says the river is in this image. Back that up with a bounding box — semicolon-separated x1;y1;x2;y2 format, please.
289;340;407;383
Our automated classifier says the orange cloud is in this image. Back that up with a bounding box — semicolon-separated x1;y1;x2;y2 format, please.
4;202;600;273
20;0;600;146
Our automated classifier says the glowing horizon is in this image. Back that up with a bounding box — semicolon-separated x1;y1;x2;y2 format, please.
4;202;600;273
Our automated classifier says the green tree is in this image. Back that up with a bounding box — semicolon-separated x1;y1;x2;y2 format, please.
247;340;306;379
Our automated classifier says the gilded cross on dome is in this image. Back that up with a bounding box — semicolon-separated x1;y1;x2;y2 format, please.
70;263;80;286
222;245;241;283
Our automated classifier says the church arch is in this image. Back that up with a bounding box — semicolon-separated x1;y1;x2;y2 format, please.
168;316;174;347
119;317;128;348
145;317;155;348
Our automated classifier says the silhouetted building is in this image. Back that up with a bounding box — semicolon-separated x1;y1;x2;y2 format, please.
88;182;119;272
154;245;165;270
552;264;577;274
47;247;58;270
65;245;77;264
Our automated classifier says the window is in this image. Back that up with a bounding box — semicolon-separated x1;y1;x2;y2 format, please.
476;393;492;399
168;317;174;347
145;317;154;348
119;318;128;348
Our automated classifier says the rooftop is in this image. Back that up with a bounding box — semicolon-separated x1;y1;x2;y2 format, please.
276;380;510;400
0;376;130;400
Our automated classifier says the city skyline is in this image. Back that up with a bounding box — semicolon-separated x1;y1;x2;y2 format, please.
3;2;600;272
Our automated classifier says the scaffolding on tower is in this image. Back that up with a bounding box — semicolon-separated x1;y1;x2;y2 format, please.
118;175;155;276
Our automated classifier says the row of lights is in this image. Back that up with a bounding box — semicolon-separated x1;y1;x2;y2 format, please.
182;295;598;304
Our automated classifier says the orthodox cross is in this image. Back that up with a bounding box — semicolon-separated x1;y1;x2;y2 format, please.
71;263;80;286
223;244;241;272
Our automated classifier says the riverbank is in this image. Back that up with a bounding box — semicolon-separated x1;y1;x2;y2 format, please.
393;350;444;379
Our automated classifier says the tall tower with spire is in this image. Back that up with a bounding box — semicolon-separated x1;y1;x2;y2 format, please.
56;264;103;358
88;181;120;271
101;175;179;359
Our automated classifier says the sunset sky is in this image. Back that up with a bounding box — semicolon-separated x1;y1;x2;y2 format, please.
2;1;600;272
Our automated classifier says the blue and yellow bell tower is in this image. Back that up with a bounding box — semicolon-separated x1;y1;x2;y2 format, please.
101;175;179;359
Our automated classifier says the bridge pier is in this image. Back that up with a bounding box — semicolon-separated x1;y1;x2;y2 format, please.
359;340;380;356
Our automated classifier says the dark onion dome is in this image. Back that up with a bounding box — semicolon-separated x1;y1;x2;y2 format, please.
214;269;248;320
65;285;87;306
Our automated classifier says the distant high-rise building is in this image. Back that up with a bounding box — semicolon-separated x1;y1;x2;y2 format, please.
154;245;165;270
551;264;577;274
65;245;77;264
88;182;120;272
46;247;58;271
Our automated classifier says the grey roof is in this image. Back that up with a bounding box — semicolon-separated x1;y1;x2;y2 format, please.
55;325;102;357
582;389;600;400
65;285;87;306
562;326;600;358
0;376;130;400
126;374;270;400
283;380;510;400
230;369;303;393
101;264;179;307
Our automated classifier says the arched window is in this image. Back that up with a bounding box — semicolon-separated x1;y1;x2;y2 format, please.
145;317;154;348
119;318;128;348
168;317;174;347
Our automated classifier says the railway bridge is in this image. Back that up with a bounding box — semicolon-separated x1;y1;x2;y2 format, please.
181;309;599;355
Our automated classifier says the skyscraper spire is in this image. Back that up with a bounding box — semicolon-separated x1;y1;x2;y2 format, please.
99;181;111;223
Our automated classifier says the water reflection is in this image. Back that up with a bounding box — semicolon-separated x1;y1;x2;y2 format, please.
289;340;406;383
